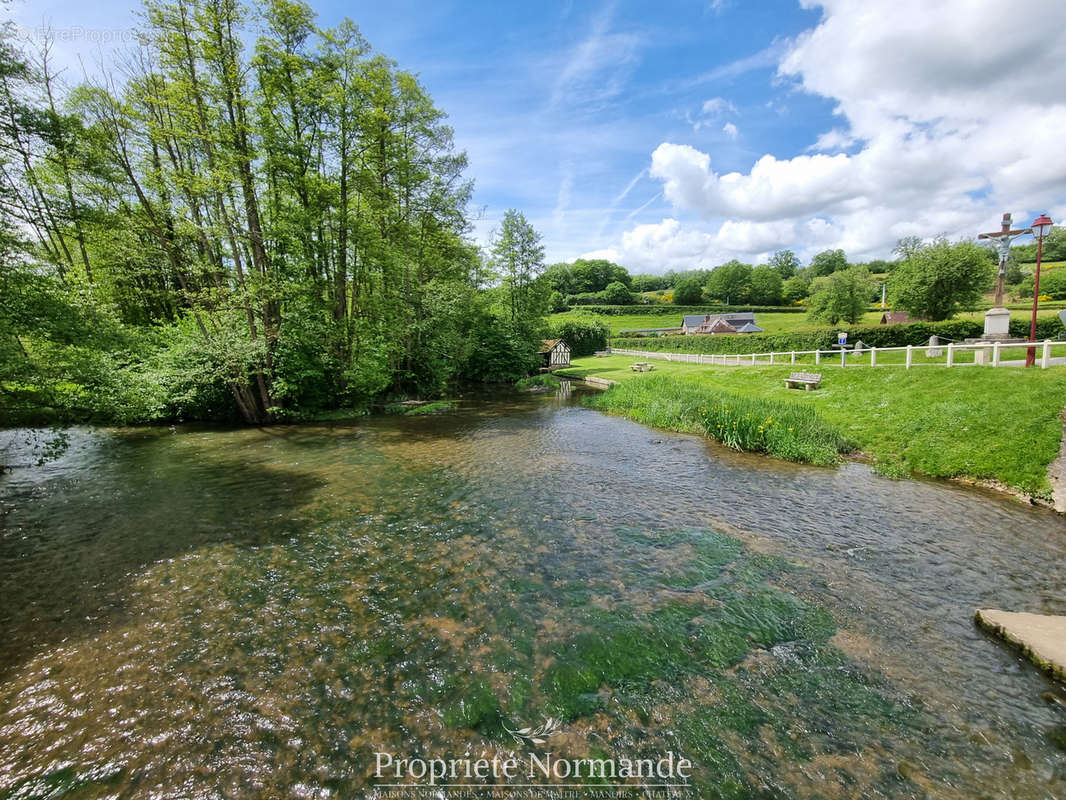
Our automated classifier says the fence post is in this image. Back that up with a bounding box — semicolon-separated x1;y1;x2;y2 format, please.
770;351;775;365
905;345;913;369
993;342;1000;367
870;347;877;366
751;353;757;366
946;342;954;367
1042;339;1051;369
790;351;796;364
815;349;821;365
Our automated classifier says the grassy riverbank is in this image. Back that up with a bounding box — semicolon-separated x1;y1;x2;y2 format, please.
560;356;1066;497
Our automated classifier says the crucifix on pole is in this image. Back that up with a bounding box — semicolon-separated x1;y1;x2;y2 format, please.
978;212;1031;307
975;212;1031;341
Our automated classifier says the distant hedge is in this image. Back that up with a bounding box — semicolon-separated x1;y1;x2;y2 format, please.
611;317;1065;355
562;304;809;316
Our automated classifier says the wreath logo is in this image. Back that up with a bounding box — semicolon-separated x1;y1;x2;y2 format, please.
502;717;564;746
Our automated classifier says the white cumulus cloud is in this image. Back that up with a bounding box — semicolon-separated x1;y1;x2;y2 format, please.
601;0;1066;273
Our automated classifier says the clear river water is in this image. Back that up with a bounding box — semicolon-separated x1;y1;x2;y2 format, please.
1;382;1065;799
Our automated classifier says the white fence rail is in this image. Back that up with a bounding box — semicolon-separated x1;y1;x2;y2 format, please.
610;339;1062;369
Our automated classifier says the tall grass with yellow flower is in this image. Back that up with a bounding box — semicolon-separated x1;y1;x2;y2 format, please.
585;374;852;465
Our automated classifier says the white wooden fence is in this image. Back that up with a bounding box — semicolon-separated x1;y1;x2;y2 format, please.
609;339;1062;369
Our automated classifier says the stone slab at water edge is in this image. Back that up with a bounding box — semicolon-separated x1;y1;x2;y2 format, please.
974;609;1066;682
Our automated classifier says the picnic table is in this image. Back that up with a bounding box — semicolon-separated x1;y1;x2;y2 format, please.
630;361;656;372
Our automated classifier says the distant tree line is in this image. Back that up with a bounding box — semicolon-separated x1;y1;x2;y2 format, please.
548;238;1000;329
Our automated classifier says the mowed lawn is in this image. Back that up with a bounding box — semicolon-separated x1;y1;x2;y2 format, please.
551;308;1066;337
559;354;1066;496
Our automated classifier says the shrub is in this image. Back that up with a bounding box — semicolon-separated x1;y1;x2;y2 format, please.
548;317;610;356
516;374;561;390
673;278;705;305
611;316;1065;355
556;304;810;316
602;281;634;305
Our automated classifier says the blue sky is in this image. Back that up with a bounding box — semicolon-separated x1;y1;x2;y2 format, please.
12;0;1066;273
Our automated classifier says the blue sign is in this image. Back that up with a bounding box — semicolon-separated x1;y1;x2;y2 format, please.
837;331;848;346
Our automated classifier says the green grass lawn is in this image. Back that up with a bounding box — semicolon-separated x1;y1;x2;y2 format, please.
552;307;1066;337
559;355;1066;497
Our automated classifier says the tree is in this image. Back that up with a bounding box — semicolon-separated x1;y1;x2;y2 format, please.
782;276;810;304
1009;228;1066;263
768;250;800;279
888;239;995;321
631;274;667;293
704;260;752;304
809;249;849;276
602;280;633;305
806;267;872;324
543;262;576;295
490;209;546;323
569;258;630;293
892;236;924;261
1035;269;1066;300
672;277;704;305
748;265;783;305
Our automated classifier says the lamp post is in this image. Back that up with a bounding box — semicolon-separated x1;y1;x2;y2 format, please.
1026;213;1054;367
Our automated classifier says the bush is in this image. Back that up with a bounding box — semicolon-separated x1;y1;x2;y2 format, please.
602;281;634;305
673;278;705;305
566;291;607;306
516;374;561;390
1035;269;1066;300
549;317;610;356
611;316;1066;355
557;304;810;316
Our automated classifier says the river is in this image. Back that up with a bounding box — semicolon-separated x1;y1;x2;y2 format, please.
1;383;1064;799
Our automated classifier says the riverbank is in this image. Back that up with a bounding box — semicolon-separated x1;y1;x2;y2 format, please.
558;355;1066;499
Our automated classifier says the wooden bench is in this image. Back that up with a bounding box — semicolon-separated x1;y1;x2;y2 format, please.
630;362;656;372
784;371;821;390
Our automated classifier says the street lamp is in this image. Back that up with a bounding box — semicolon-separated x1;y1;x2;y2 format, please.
1026;213;1054;367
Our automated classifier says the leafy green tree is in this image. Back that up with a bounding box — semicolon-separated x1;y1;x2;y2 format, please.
631;274;667;292
548;318;609;356
748;265;783;305
1034;269;1066;300
548;290;568;313
490;209;546;323
809;249;849;276
892;236;924;261
542;262;576;295
569;258;630;293
672;277;704;305
888;239;995;321
1009;228;1066;263
767;250;800;279
806;267;872;324
602;280;633;305
704;260;752;304
782;276;810;303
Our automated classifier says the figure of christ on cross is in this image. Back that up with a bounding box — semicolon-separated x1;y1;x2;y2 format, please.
978;212;1031;306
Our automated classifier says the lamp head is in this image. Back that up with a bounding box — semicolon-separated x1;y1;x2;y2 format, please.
1032;213;1053;239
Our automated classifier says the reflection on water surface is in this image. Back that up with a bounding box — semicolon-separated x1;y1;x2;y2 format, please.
1;384;1064;798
